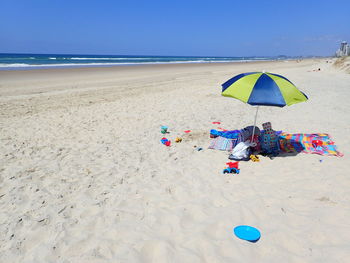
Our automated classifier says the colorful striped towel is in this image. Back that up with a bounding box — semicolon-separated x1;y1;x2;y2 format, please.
278;133;305;153
208;136;238;151
279;133;343;157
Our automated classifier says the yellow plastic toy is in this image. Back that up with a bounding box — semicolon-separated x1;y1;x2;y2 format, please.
175;137;182;143
250;154;260;162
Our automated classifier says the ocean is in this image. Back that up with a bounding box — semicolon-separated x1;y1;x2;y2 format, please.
0;53;286;70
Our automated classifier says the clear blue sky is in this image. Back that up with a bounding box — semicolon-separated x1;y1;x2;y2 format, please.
1;0;349;56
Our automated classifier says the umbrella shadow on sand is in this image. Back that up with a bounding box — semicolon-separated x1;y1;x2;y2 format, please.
273;152;300;158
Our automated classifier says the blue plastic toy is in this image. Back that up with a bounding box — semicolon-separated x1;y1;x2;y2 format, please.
223;162;240;174
223;167;240;174
234;225;261;242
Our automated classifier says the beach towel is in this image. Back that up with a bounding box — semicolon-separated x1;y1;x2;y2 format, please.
278;133;305;153
210;129;241;139
208;136;237;151
279;133;343;157
209;128;261;152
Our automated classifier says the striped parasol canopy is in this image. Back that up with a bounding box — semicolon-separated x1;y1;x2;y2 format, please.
222;72;308;107
221;72;308;144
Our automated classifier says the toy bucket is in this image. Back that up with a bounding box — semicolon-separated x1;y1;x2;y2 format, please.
161;126;168;134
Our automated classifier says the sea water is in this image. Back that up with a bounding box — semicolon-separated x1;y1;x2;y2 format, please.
0;53;288;70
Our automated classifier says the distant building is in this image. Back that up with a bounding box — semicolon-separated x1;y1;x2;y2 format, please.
336;41;350;57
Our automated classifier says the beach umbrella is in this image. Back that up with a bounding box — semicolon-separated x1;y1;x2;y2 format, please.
221;71;308;143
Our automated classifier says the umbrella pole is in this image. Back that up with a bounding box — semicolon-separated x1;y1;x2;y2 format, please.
250;106;259;144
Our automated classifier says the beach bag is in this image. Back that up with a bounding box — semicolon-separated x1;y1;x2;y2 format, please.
261;122;280;155
229;141;252;161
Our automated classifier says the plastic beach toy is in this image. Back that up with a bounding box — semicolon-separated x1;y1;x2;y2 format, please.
161;126;168;134
175;137;182;143
250;155;260;162
226;162;239;169
234;225;261;242
223;162;240;174
161;137;171;146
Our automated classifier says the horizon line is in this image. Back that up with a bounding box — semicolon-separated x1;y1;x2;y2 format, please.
0;52;329;58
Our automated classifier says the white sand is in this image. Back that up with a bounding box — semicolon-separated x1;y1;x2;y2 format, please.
0;59;349;262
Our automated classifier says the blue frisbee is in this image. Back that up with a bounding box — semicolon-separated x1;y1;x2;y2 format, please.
234;225;261;242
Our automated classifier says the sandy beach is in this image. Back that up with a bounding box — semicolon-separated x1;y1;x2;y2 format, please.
0;59;349;262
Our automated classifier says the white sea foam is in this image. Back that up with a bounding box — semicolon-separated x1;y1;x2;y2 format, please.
0;62;204;68
0;63;33;67
0;59;271;70
69;57;157;60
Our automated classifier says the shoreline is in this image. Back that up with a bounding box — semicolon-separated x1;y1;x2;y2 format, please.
0;57;325;72
0;58;321;79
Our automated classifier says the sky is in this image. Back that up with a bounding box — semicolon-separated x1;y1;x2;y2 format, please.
0;0;349;57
